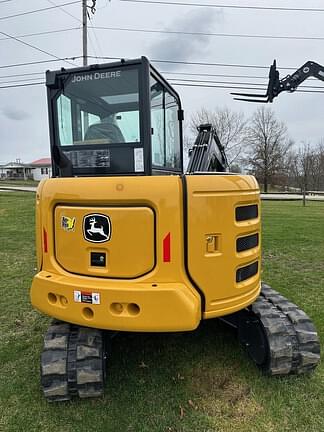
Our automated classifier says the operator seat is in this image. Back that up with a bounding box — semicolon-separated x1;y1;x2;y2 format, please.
84;122;125;143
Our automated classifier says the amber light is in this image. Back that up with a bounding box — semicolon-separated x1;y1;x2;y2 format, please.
43;228;48;253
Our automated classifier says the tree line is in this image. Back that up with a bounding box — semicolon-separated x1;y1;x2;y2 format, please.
189;106;324;194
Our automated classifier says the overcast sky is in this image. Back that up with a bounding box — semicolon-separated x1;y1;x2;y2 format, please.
1;0;324;163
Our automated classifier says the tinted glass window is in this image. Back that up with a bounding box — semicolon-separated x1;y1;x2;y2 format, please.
56;68;140;146
151;78;165;167
57;94;73;145
165;92;181;169
150;77;181;170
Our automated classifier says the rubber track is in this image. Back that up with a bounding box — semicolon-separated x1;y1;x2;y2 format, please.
260;283;320;375
250;293;293;375
41;321;71;401
248;284;320;376
75;327;106;399
41;321;106;402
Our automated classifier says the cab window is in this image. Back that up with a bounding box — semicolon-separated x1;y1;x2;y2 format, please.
56;68;140;147
150;76;181;170
165;92;181;169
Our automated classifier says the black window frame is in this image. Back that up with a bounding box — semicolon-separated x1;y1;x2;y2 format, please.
149;64;184;175
46;57;184;177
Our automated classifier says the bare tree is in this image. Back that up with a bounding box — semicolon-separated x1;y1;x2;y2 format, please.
318;142;324;190
289;141;324;197
311;141;324;191
290;143;316;206
245;107;293;192
190;107;247;167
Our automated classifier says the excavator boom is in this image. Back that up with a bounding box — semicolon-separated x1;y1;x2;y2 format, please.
187;124;228;173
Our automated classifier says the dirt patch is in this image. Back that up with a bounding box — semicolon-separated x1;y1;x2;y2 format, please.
188;366;263;422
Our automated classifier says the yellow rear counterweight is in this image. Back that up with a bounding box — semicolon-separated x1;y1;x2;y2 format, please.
31;174;260;331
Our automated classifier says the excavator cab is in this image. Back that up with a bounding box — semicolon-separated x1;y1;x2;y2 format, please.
47;57;183;177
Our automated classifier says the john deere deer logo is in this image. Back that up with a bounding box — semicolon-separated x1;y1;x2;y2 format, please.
83;214;111;243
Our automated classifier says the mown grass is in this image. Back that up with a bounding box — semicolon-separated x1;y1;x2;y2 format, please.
0;179;39;187
0;194;323;432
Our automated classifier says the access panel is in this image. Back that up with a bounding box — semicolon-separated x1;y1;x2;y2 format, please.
55;206;155;278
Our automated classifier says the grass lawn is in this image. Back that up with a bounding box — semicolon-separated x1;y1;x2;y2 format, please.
0;179;39;187
0;193;323;432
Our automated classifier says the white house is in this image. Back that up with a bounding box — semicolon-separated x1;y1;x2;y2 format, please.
0;158;52;181
0;159;32;180
30;158;52;181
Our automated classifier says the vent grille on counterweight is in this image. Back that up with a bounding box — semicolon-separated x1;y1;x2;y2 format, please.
236;261;258;283
237;233;259;252
235;204;258;222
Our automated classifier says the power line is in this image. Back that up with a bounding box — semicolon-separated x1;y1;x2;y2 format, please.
0;1;80;21
0;29;77;67
93;25;324;42
0;82;45;89
0;55;298;72
0;27;79;41
87;30;100;60
0;69;290;81
0;77;46;85
88;27;102;59
88;55;296;70
1;25;319;70
0;55;321;88
170;82;324;94
153;59;295;70
87;3;103;61
47;0;100;65
1;77;323;95
46;0;100;60
163;71;319;83
172;83;262;90
167;77;324;90
88;21;105;59
0;72;44;79
0;69;319;84
0;56;82;69
120;0;324;13
0;26;99;65
3;54;319;90
0;70;270;81
46;0;82;23
163;71;267;79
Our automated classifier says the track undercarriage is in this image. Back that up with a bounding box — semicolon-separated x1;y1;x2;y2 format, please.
225;283;320;376
41;283;320;402
41;322;107;402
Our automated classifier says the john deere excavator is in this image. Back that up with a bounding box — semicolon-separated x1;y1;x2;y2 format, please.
30;57;320;402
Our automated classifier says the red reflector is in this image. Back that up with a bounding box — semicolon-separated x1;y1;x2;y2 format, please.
163;232;171;262
43;228;48;253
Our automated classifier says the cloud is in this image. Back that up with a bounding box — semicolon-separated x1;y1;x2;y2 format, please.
148;8;224;70
1;106;30;121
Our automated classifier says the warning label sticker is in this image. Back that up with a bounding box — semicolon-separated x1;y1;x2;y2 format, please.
74;290;100;305
134;147;144;172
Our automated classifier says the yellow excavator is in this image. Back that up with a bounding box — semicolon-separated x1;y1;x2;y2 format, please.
30;57;320;401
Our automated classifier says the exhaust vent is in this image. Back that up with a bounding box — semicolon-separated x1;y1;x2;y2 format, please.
237;233;259;252
236;261;258;283
235;204;258;222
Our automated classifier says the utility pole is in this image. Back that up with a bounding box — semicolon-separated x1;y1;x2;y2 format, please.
82;0;88;66
82;0;88;130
